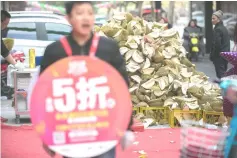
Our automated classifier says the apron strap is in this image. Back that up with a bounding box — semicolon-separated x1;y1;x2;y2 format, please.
60;37;73;56
89;33;100;57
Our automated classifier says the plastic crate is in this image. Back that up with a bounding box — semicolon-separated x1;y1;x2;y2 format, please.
132;107;140;115
140;106;168;124
169;109;201;128
131;118;145;132
202;110;225;124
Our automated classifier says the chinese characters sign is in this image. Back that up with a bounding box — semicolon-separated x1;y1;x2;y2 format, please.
29;56;132;158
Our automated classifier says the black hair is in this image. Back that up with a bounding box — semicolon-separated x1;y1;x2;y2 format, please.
1;10;11;22
188;19;196;27
65;1;93;15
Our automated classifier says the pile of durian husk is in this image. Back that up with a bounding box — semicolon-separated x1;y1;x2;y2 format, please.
94;12;223;126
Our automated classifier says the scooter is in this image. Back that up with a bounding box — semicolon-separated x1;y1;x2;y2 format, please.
188;33;200;62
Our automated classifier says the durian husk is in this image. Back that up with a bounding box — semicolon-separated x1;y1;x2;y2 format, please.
95;12;223;126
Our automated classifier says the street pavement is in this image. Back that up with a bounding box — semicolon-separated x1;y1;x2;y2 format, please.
0;55;231;126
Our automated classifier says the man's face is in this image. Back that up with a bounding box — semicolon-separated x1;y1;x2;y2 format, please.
212;15;219;25
1;18;10;30
67;3;94;36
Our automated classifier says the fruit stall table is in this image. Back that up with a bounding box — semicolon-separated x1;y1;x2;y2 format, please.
10;68;38;124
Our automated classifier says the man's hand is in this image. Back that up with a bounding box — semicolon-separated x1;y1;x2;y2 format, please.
42;144;56;157
120;130;135;150
9;62;25;71
226;86;237;104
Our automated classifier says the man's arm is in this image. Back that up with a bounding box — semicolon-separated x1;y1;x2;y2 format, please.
1;38;9;58
1;39;16;65
5;54;17;65
213;29;222;56
40;45;55;75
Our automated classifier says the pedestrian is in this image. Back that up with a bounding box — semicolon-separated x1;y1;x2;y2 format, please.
39;1;133;158
1;10;22;68
210;10;230;79
1;10;24;101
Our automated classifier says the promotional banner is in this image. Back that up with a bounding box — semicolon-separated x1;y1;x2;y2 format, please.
30;56;132;158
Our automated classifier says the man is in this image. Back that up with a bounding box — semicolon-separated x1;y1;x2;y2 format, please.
40;2;133;158
210;10;230;79
1;10;15;65
1;10;24;69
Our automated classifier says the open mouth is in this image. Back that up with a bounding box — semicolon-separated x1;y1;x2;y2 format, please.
82;24;90;28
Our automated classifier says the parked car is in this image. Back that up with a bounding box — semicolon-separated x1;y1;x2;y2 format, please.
192;11;204;28
224;16;237;26
223;13;236;21
9;11;66;20
1;11;71;98
2;17;72;67
192;11;203;17
223;16;237;40
95;15;107;27
2;11;110;66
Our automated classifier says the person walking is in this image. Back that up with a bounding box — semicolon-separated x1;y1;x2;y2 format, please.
210;10;230;79
39;2;133;158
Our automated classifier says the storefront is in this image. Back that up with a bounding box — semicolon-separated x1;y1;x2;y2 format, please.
1;1;10;11
1;1;26;11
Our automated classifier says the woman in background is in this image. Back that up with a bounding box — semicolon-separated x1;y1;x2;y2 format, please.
182;19;203;59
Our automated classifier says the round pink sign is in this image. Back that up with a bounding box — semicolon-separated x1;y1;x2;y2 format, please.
29;56;132;157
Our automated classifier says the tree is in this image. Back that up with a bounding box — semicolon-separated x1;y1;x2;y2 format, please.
136;1;144;17
120;1;144;17
150;1;156;21
168;1;175;25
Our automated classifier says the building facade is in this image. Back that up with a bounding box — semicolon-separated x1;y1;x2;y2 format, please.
1;1;26;11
